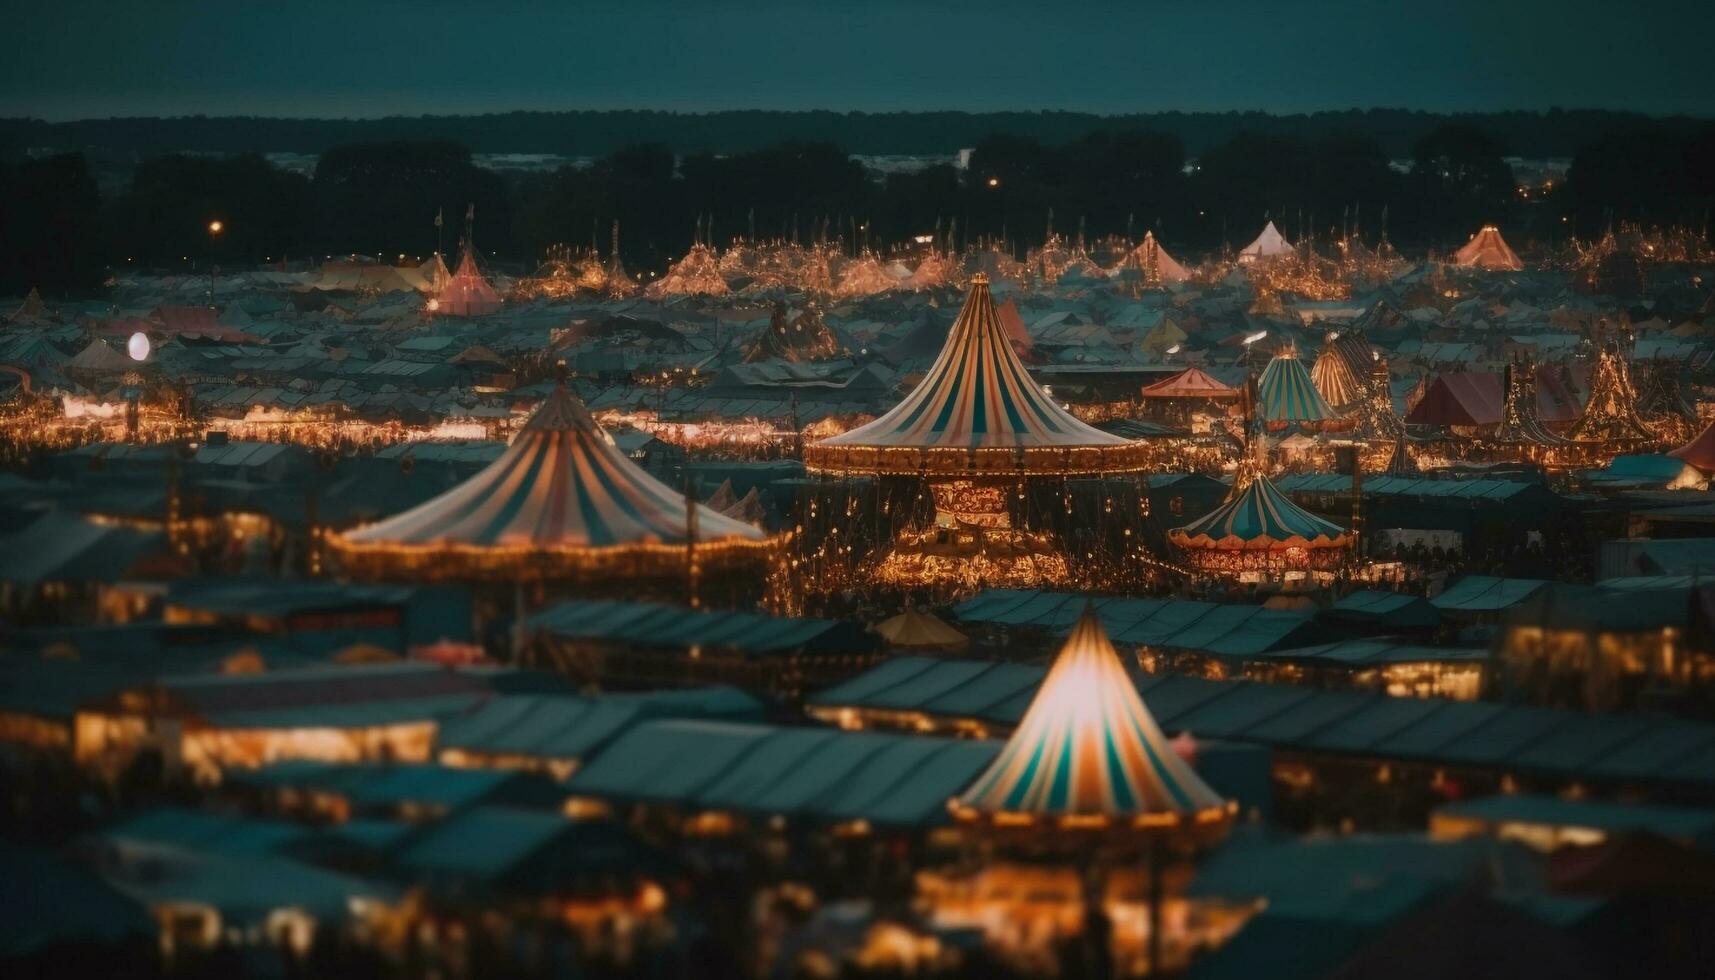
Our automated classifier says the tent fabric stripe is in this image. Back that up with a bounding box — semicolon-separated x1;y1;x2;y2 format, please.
1257;351;1338;424
1169;473;1351;551
341;385;764;550
814;276;1129;451
956;608;1226;818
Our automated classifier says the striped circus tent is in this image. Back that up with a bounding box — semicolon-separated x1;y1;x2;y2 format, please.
1140;366;1239;400
331;382;774;583
953;605;1230;827
805;274;1150;476
1168;472;1351;566
1257;348;1338;427
1311;336;1370;409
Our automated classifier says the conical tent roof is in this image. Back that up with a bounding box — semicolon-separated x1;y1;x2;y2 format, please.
834;254;897;297
1258;349;1338;424
340;384;766;551
805;275;1148;475
420;253;452;294
873;607;969;651
1117;231;1191;282
1238;221;1293;262
436;248;501;316
1140;366;1239;399
955;606;1228;823
1169;472;1350;552
1311;340;1368;409
1453;225;1524;272
649;243;728;298
67;338;136;373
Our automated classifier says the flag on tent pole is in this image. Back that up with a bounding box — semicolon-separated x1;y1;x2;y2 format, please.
434;207;443;229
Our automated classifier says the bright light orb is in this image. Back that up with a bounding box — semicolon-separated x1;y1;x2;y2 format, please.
426;298;441;312
207;219;224;235
127;331;151;362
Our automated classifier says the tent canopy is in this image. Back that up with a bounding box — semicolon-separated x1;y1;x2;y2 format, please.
955;606;1229;821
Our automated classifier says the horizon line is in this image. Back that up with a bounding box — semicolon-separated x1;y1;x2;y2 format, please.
8;105;1714;126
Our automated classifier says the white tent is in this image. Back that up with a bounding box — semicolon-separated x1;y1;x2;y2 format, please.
1238;221;1293;264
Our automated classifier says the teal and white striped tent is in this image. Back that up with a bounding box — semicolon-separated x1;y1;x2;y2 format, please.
953;605;1231;828
805;274;1151;476
1169;472;1351;566
332;382;775;582
1257;348;1338;428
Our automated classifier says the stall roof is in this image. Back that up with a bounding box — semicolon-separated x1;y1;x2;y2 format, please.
1435;794;1715;844
567;719;1000;828
951;589;1327;657
1321;591;1443;630
1248;639;1485;667
1431;575;1551;613
1275;473;1542;501
435;687;763;762
131;662;498;729
808;657;1715;790
529;599;877;657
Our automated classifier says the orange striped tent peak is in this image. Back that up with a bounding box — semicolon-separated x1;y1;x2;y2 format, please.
952;606;1231;832
330;383;773;580
804;275;1154;476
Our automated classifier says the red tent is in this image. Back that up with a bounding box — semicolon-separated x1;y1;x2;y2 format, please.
1140;366;1240;399
1404;373;1504;426
995;297;1039;362
436;249;502;317
1671;419;1715;472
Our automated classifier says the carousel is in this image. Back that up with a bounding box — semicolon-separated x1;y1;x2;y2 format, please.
1168;453;1352;582
327;374;780;603
802;274;1152;596
929;607;1240;976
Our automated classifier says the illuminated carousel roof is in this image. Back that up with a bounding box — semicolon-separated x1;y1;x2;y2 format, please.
334;383;769;571
952;605;1230;829
1257;348;1338;425
805;275;1149;476
1169;472;1351;554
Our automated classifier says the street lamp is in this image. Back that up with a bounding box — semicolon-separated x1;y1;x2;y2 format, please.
206;219;225;308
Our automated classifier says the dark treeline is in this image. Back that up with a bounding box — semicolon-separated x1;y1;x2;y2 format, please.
4;122;1713;297
4;108;1712;160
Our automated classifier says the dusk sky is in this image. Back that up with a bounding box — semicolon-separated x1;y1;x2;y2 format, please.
4;0;1713;121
